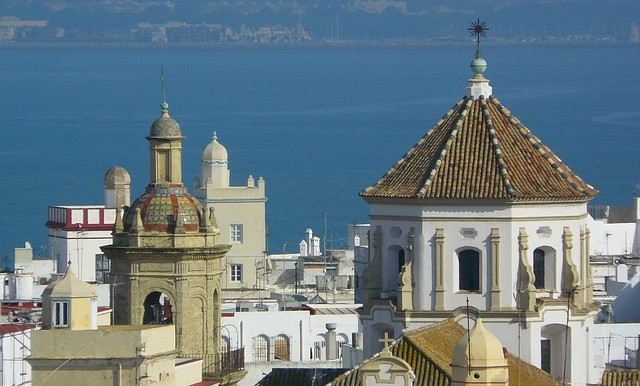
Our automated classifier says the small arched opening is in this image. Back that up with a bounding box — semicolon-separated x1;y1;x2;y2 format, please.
252;334;270;362
274;334;290;361
387;245;405;291
311;334;326;360
541;324;570;378
143;291;173;325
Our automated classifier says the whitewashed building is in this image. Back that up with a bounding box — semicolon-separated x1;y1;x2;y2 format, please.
588;189;640;257
194;132;267;291
0;324;35;386
221;302;359;385
358;50;599;385
45;166;130;283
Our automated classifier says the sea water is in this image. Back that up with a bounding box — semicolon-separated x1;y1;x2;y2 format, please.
0;45;639;259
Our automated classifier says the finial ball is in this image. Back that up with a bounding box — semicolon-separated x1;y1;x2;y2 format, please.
470;56;487;75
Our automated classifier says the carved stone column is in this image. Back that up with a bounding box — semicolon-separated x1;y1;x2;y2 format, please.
490;228;501;310
397;228;415;311
434;229;446;311
517;228;536;311
562;227;583;308
586;227;594;305
362;226;383;305
580;227;588;307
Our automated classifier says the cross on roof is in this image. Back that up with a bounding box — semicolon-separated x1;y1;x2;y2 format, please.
379;332;394;352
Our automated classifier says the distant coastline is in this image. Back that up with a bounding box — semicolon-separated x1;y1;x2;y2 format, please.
0;39;634;50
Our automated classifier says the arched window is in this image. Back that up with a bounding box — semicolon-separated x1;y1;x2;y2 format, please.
534;249;545;289
533;247;556;292
253;335;270;362
458;249;480;292
274;334;290;361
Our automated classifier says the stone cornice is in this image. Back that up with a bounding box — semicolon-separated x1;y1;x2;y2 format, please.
102;245;230;261
362;196;591;206
369;213;588;223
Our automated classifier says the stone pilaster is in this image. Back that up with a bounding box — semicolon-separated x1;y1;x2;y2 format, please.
490;228;501;310
362;226;383;304
396;228;414;311
562;227;583;307
586;227;594;305
434;228;445;311
517;228;536;311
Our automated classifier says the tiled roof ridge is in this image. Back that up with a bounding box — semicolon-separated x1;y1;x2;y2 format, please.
480;96;516;198
490;96;597;198
399;332;452;380
417;98;473;198
361;99;467;196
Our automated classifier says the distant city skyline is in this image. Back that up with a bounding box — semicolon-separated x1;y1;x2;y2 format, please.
0;0;638;44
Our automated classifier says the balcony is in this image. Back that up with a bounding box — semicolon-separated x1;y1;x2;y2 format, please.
179;347;244;378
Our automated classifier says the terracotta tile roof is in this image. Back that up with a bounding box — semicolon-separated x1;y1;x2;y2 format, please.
257;368;349;386
330;318;557;386
0;323;36;335
602;370;640;386
361;96;597;202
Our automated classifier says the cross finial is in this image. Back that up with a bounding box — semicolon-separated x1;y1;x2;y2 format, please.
468;18;489;53
379;332;394;352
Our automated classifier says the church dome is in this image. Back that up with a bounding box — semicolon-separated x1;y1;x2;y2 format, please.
123;186;202;234
361;55;597;202
452;318;506;368
104;166;130;188
202;132;228;162
149;101;182;138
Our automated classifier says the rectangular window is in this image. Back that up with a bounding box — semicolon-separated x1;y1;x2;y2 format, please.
541;339;551;373
230;224;243;244
53;301;69;327
231;264;243;282
95;253;110;284
534;250;545;289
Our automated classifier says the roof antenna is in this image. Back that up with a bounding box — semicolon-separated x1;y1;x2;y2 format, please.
468;18;489;58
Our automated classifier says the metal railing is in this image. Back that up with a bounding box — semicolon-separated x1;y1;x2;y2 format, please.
180;348;245;376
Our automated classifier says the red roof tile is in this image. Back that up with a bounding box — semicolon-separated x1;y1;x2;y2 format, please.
361;96;597;202
0;324;36;335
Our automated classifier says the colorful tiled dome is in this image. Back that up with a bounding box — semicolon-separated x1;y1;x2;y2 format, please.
123;186;202;233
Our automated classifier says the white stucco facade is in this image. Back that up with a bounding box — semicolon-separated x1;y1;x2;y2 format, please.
221;303;359;363
46;206;116;283
359;198;598;385
194;133;267;291
0;325;34;386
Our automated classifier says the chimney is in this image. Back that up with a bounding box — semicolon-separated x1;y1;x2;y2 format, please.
326;323;338;360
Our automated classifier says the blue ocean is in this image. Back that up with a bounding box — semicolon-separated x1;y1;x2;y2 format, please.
0;45;639;260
